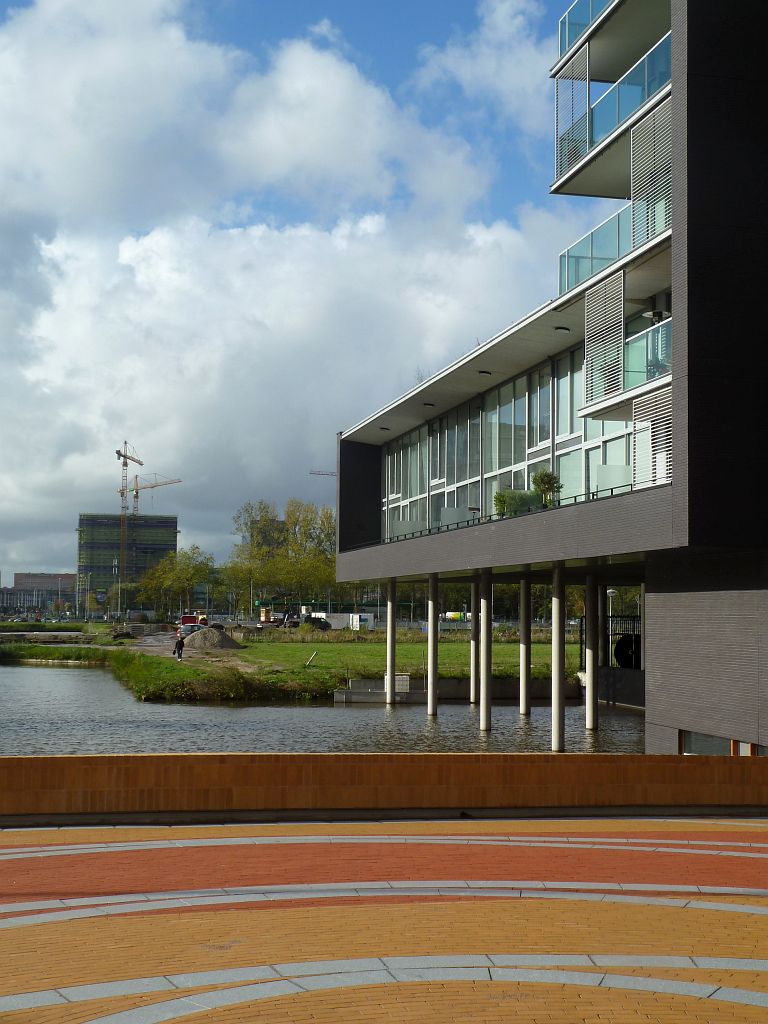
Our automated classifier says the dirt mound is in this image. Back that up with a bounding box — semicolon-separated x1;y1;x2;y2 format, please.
184;627;243;650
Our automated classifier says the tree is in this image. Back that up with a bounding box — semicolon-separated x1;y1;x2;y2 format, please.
531;468;563;508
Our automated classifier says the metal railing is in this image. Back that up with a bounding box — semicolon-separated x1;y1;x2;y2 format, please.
381;477;670;546
558;0;614;57
559;204;632;294
591;33;671;146
624;319;672;390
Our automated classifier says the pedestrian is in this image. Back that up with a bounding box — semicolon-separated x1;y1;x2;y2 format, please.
173;635;185;661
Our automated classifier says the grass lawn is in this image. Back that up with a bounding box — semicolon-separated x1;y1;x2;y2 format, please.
237;640;581;680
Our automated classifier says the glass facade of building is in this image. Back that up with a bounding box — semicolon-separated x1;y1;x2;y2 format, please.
77;513;179;595
381;345;635;540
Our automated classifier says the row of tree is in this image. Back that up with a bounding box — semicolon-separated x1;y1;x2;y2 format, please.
129;497;639;622
133;499;337;620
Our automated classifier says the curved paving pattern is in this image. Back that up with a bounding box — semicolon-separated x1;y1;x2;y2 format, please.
2;818;768;1022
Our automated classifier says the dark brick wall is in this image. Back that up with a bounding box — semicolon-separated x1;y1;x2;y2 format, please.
674;0;768;548
645;548;768;751
337;438;382;552
337;485;673;582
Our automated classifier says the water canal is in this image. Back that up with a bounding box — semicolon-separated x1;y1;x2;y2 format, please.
0;665;643;755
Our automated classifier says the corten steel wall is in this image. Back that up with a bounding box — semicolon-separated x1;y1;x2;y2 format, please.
338;485;673;582
645;549;768;753
1;753;767;820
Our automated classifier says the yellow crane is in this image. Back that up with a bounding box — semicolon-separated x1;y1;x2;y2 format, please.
115;442;144;584
117;473;183;515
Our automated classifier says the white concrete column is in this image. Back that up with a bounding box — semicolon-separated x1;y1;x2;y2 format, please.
469;578;480;704
519;578;531;716
480;569;492;732
551;563;565;752
427;574;439;717
640;582;646;670
386;577;397;705
585;574;598;731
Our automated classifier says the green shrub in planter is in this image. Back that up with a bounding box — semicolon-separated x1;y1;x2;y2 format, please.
493;489;544;516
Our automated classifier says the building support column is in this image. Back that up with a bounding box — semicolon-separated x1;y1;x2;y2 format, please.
519;577;531;716
427;574;438;717
585;574;598;731
552;563;565;752
640;582;646;671
385;578;397;705
469;578;480;705
480;569;492;732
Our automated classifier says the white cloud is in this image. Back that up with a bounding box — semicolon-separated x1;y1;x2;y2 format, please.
415;0;555;139
0;0;601;576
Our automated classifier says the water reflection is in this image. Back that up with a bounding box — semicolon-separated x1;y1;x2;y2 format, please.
0;666;643;755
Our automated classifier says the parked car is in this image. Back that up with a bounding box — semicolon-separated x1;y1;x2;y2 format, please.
176;623;205;639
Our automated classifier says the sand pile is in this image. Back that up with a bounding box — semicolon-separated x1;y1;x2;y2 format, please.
184;627;243;650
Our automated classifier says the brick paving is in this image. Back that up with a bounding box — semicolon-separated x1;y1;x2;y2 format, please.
2;818;768;1022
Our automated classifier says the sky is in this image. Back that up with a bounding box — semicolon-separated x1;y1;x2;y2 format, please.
0;0;613;579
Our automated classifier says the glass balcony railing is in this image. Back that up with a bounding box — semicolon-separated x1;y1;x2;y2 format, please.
559;204;632;294
558;0;614;57
591;33;671;146
624;319;672;390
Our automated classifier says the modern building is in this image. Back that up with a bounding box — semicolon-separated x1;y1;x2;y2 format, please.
77;514;178;603
0;573;76;614
336;0;767;755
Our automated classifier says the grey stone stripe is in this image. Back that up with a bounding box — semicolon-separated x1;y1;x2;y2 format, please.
3;834;768;863
4;955;768;1019
3;883;768;932
4;878;768;918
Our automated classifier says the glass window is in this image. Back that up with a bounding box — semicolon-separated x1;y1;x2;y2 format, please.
483;391;498;474
513;469;525;490
409;434;418;498
456;404;469;482
539;369;551;443
499;382;514;469
682;731;731;755
585;417;602;442
514;377;526;463
528;373;538;448
439;417;446;479
430;425;440;482
446;410;456;485
571;352;584;434
557;449;582;501
468;480;480;510
527;458;550;489
419;425;428;494
469;403;481;478
557;356;570;436
586;446;601;496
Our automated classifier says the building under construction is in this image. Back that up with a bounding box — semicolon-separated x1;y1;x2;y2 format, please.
77;514;178;602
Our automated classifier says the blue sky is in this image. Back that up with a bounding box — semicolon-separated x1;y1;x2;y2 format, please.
0;0;605;576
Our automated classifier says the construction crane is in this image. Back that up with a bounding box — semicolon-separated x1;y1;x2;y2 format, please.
309;470;337;477
117;474;182;515
116;442;143;584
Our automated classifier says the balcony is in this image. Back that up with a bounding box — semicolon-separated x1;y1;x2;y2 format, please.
591;33;671;146
555;32;671;184
624;319;671;390
559;204;631;294
559;0;614;57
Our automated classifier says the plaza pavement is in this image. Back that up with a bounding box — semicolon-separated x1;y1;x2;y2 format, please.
2;817;768;1022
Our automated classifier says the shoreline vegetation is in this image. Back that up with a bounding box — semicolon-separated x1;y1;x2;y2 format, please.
0;634;582;705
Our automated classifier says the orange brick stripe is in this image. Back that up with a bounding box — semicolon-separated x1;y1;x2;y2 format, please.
3;841;768;902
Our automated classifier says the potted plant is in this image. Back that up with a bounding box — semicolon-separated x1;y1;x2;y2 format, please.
531;468;563;509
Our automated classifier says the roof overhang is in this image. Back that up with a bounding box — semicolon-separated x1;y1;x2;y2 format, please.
341;237;671;446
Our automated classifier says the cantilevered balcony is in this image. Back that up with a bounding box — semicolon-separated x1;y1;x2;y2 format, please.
558;0;615;57
559;205;631;295
591;33;671;147
624;319;671;391
554;32;671;193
